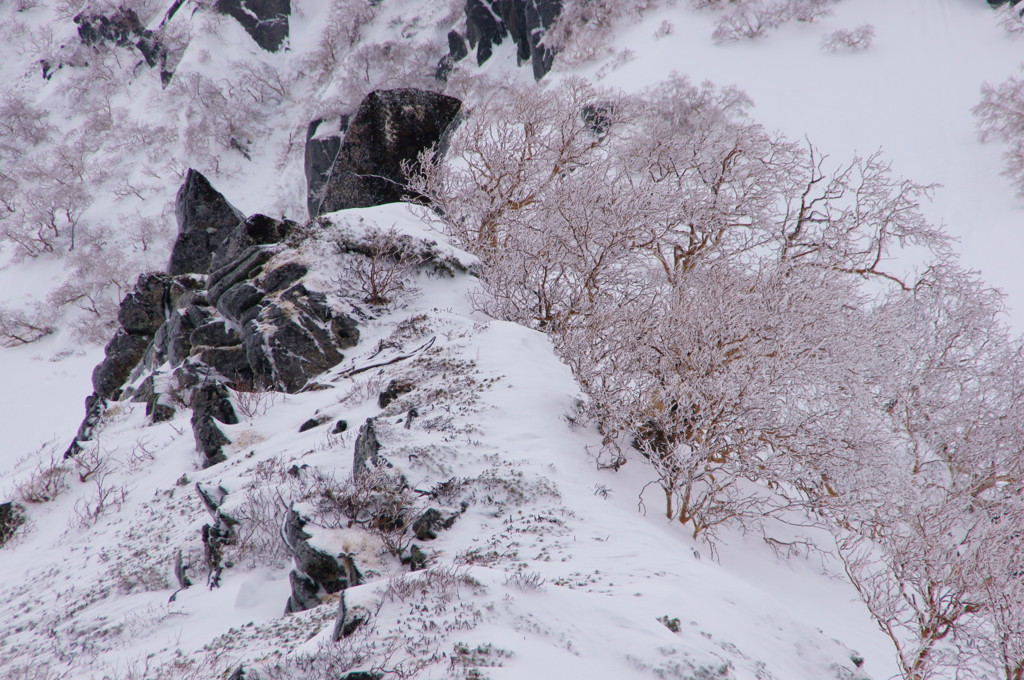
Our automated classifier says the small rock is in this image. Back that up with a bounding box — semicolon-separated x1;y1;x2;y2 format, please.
411;508;444;541
407;544;427;571
332;419;348;434
352;418;382;481
378;379;415;409
0;502;26;547
284;569;321;614
298;415;329;432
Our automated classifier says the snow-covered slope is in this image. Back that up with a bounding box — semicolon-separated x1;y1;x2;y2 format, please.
0;204;890;680
1;1;1022;679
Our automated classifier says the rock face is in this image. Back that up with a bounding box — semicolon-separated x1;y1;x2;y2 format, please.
91;273;171;401
312;89;463;217
464;0;563;80
168;170;246;276
214;0;290;52
68;171;361;466
304;117;348;218
191;383;239;467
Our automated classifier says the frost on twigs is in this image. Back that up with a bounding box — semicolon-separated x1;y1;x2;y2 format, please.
419;72;1024;679
820;24;875;53
975;67;1024;196
710;0;839;43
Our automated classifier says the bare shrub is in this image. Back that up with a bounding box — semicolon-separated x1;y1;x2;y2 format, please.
16;446;69;504
311;467;424;556
70;444;110;482
334;227;428;306
232;382;282;419
383;564;485;604
711;0;837;42
820;24;875;52
72;472;129;527
232;482;293;567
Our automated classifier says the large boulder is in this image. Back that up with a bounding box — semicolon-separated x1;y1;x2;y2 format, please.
465;0;562;80
168;170;246;276
214;0;290;52
315;89;462;216
304;117;347;218
241;284;359;392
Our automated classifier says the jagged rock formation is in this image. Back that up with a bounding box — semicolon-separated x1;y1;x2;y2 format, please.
283;508;360;613
214;0;290;52
169;170;247;276
67;172;360;465
463;0;563;80
309;89;463;218
196;483;238;587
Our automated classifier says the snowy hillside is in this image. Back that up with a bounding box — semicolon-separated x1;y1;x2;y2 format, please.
1;1;1023;680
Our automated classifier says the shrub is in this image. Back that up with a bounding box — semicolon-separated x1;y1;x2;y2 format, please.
820;24;875;52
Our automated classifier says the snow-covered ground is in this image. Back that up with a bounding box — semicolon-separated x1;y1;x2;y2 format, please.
0;205;893;679
1;1;1022;679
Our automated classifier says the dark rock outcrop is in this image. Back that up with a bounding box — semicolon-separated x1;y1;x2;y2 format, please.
74;7;176;85
191;383;238;467
314;89;462;216
196;483;238;588
70;172;361;465
92;329;151;400
119;273;170;335
90;271;171;401
284;509;347;594
285;570;321;613
0;502;26;548
464;0;562;80
214;0;290;52
378;379;414;409
305;117;348;218
169;170;246;276
283;509;362;613
353;418;383;480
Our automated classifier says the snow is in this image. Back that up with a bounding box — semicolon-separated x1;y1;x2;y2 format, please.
580;0;1024;329
0;1;1019;678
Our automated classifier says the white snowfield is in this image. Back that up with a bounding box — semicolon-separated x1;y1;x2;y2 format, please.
0;0;1021;679
0;205;889;679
